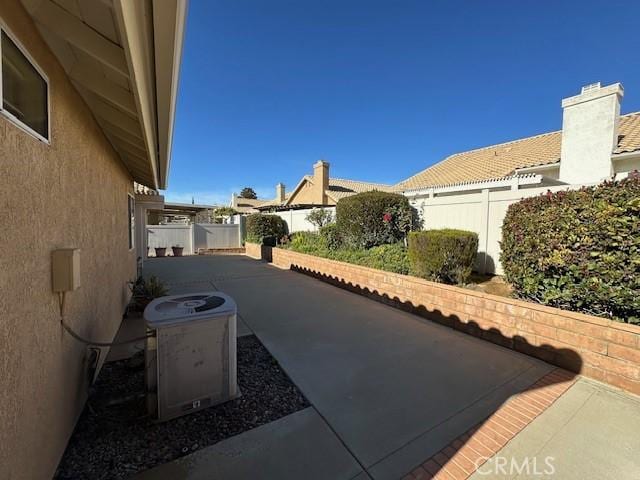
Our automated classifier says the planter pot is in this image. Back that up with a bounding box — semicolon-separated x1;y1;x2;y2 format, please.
135;296;153;311
155;247;167;257
172;246;184;257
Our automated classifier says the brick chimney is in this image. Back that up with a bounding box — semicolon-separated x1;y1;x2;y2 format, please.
312;160;330;205
276;183;286;203
559;82;623;184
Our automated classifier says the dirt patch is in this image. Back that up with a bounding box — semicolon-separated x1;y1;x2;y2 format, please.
465;274;514;298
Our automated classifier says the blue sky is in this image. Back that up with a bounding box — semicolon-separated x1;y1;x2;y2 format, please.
164;0;640;205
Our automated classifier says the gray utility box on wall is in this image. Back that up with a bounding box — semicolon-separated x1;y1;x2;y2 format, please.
144;291;238;422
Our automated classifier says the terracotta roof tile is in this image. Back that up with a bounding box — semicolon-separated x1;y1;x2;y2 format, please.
395;112;640;191
326;178;393;200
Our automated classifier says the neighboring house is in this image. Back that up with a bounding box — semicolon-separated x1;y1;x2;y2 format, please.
0;2;186;479
254;160;393;232
258;160;393;211
395;82;640;274
230;194;266;214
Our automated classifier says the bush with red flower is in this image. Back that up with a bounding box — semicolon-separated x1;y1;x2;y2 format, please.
336;191;421;248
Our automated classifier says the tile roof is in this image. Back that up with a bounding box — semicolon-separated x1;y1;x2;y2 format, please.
395;112;640;192
255;193;292;208
326;178;393;201
257;176;393;209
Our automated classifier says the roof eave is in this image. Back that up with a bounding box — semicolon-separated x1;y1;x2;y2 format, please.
112;0;187;190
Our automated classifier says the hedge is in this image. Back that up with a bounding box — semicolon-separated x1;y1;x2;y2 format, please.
336;191;420;248
246;214;287;244
408;229;478;285
501;178;640;324
284;231;409;274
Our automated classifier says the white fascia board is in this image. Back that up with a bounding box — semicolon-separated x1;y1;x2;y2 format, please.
612;151;640;161
515;162;560;174
402;174;543;198
153;0;188;189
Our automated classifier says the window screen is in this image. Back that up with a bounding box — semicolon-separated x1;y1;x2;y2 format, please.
1;30;48;139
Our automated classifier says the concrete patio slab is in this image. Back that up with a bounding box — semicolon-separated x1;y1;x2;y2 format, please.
214;267;553;479
469;378;640;480
141;256;639;480
133;407;364;480
139;257;557;477
144;255;288;285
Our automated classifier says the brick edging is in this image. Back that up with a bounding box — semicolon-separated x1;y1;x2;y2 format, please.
403;369;577;480
245;244;640;395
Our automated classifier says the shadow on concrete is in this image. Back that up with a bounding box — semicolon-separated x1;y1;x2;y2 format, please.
286;263;582;478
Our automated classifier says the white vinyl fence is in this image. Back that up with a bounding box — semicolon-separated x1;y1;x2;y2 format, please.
272;207;336;233
411;183;587;275
147;224;193;255
194;224;241;250
146;223;241;256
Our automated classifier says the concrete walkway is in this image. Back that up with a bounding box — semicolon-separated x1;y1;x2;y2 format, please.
139;255;640;479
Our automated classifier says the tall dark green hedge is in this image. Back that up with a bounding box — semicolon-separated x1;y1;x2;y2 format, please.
246;214;287;244
336;191;420;248
408;229;478;284
501;178;640;324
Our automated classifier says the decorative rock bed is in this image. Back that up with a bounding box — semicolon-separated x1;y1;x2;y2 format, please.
55;335;309;479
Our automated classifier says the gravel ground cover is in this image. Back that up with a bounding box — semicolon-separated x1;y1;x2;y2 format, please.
55;335;309;479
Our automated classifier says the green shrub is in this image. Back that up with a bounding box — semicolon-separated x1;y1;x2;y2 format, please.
408;229;478;284
284;232;409;274
246;214;287;244
319;223;343;250
343;243;409;274
336;191;421;248
289;231;327;254
305;208;334;228
501;178;640;324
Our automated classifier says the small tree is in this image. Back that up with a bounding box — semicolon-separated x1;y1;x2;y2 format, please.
305;208;334;229
240;187;257;199
212;207;237;223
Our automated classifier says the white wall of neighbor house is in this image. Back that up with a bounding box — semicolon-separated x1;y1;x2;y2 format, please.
271;207;337;234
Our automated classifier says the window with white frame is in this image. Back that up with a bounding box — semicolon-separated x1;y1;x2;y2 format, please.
1;28;49;141
128;194;135;250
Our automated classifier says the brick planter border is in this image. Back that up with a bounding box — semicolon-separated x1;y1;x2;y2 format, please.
245;243;640;395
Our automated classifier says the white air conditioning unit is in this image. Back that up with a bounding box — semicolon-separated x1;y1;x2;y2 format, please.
144;291;238;421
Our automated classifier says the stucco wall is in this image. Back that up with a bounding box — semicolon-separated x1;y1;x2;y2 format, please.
0;3;136;479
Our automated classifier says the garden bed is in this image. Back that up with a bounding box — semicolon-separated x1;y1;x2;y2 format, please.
55;335;309;480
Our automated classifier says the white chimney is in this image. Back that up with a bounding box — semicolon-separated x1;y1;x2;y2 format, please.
559;82;623;184
276;183;286;203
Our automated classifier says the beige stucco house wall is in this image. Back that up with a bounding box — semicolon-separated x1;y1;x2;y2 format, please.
0;0;186;480
0;3;136;479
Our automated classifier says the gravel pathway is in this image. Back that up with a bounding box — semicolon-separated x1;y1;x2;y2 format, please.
55;335;310;479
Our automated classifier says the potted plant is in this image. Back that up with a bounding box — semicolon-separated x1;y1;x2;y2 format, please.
131;275;169;311
155;247;167;257
172;244;184;257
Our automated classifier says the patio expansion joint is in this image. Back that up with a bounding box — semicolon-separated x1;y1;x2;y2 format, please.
400;368;578;480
